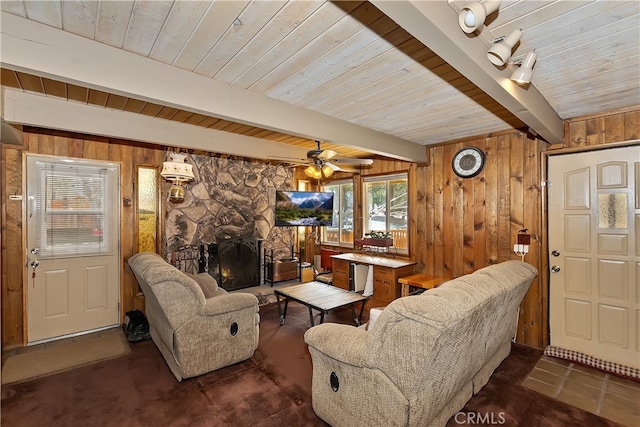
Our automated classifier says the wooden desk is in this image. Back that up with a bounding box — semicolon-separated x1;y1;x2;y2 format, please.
331;253;415;305
398;273;447;297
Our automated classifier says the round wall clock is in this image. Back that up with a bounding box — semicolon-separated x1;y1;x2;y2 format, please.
452;147;485;178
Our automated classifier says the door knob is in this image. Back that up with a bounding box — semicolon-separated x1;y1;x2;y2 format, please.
551;265;560;273
551;250;560;257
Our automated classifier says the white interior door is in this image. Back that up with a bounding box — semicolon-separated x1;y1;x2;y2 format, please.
26;155;120;344
548;144;639;369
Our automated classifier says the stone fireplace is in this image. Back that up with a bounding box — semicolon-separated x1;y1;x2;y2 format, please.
199;239;262;291
164;153;296;283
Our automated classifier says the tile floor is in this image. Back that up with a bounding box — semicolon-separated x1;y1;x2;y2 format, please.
523;355;640;426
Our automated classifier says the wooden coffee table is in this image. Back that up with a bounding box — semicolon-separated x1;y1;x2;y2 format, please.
274;281;368;327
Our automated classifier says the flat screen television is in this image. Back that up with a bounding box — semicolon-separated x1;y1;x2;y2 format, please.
275;191;334;226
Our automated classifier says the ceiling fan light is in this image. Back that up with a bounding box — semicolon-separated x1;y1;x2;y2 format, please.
511;51;537;84
458;0;501;34
487;28;522;66
304;165;322;180
321;164;335;177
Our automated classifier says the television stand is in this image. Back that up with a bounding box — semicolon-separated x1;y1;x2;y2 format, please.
264;246;301;286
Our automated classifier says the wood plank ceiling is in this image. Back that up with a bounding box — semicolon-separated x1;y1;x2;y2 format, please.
1;1;638;161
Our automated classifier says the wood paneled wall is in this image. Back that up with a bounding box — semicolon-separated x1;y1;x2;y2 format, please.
320;134;545;346
566;107;640;147
1;128;165;348
415;133;547;347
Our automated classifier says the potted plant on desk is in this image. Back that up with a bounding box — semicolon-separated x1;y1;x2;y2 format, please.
360;231;393;248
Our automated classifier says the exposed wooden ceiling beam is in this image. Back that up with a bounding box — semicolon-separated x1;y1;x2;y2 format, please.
371;0;564;144
0;12;427;163
2;88;312;161
0;119;23;145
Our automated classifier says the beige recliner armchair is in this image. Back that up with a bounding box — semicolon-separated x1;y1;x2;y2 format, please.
304;260;537;427
128;252;260;381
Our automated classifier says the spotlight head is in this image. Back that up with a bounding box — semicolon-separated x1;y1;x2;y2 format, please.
487;28;522;66
458;0;501;34
463;10;477;28
511;51;537;84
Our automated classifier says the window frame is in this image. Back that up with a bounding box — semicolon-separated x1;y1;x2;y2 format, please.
136;165;161;254
32;158;120;258
363;173;409;255
321;179;354;247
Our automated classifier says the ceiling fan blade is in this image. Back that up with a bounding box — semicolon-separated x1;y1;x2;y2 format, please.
331;157;374;166
307;149;339;160
316;149;338;160
267;155;309;165
306;140;331;159
327;162;361;173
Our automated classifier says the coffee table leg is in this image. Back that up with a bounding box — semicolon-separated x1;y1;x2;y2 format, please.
308;307;315;326
319;311;325;324
352;300;366;326
276;294;284;325
281;298;290;325
276;294;289;326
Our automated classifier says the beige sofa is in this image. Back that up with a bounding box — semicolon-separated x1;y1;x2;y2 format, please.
304;260;537;427
128;252;260;381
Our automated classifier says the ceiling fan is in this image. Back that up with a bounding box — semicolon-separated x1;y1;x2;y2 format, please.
278;141;373;179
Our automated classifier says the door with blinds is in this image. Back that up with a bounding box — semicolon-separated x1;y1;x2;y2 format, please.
26;155;120;343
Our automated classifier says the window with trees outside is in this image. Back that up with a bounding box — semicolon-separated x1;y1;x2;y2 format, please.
322;180;353;246
364;173;408;253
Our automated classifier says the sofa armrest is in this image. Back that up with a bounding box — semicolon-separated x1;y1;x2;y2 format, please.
304;323;369;367
202;293;258;316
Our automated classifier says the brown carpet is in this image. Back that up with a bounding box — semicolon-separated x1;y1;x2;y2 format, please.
1;303;622;426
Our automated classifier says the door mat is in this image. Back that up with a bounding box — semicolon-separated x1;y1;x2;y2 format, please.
544;345;639;382
1;328;130;385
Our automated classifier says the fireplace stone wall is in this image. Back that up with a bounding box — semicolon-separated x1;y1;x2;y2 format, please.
163;153;296;285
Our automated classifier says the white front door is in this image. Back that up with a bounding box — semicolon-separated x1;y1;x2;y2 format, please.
548;144;639;369
26;155;120;344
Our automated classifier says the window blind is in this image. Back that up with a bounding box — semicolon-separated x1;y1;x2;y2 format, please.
34;160;119;258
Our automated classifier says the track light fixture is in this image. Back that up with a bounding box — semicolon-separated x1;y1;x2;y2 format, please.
487;29;522;66
457;2;535;82
510;51;537;84
458;0;501;34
